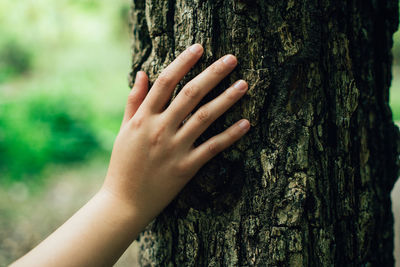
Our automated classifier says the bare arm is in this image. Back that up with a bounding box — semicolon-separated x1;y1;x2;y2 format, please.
11;44;250;267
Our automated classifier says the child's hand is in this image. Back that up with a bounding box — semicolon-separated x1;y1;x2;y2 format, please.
11;44;250;267
102;43;250;228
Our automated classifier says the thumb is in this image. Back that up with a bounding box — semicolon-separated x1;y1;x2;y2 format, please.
122;71;148;126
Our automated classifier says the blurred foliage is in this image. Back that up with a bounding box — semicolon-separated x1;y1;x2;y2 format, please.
394;26;400;66
69;0;101;11
0;38;33;83
391;19;400;121
0;92;98;181
0;0;131;184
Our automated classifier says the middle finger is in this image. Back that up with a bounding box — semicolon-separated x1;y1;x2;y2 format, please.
163;54;238;127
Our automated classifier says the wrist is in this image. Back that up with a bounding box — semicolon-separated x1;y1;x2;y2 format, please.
97;184;148;237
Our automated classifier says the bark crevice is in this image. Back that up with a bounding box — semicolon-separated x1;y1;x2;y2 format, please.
130;0;400;265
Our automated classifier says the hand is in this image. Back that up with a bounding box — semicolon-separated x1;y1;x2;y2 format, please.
10;44;250;267
102;43;250;228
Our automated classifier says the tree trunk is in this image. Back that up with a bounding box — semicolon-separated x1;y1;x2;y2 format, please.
129;0;400;265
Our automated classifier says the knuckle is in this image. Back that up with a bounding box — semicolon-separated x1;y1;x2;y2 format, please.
196;108;210;123
227;129;237;140
127;93;139;105
183;84;199;99
149;123;167;146
167;139;178;152
156;73;173;88
224;88;237;101
207;141;220;155
176;160;192;175
177;50;191;62
130;114;145;128
210;62;226;75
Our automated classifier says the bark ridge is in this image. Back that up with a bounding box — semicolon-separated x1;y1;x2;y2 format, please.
130;0;400;265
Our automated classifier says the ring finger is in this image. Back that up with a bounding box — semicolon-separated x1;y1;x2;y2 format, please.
175;79;248;146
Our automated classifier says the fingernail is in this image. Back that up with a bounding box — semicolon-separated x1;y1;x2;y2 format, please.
234;80;247;92
238;120;250;131
223;55;237;66
189;44;203;54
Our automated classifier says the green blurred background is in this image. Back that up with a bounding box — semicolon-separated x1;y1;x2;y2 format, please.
0;0;131;185
0;0;399;265
0;0;140;265
392;17;400;121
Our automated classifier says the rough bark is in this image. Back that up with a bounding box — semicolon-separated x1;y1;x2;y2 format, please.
129;0;400;265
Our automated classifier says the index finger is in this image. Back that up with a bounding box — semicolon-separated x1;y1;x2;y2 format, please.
142;44;204;113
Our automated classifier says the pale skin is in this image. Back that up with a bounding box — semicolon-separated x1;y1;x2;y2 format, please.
11;44;250;267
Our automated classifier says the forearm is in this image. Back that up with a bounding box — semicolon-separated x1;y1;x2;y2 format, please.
11;187;142;267
11;44;249;266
